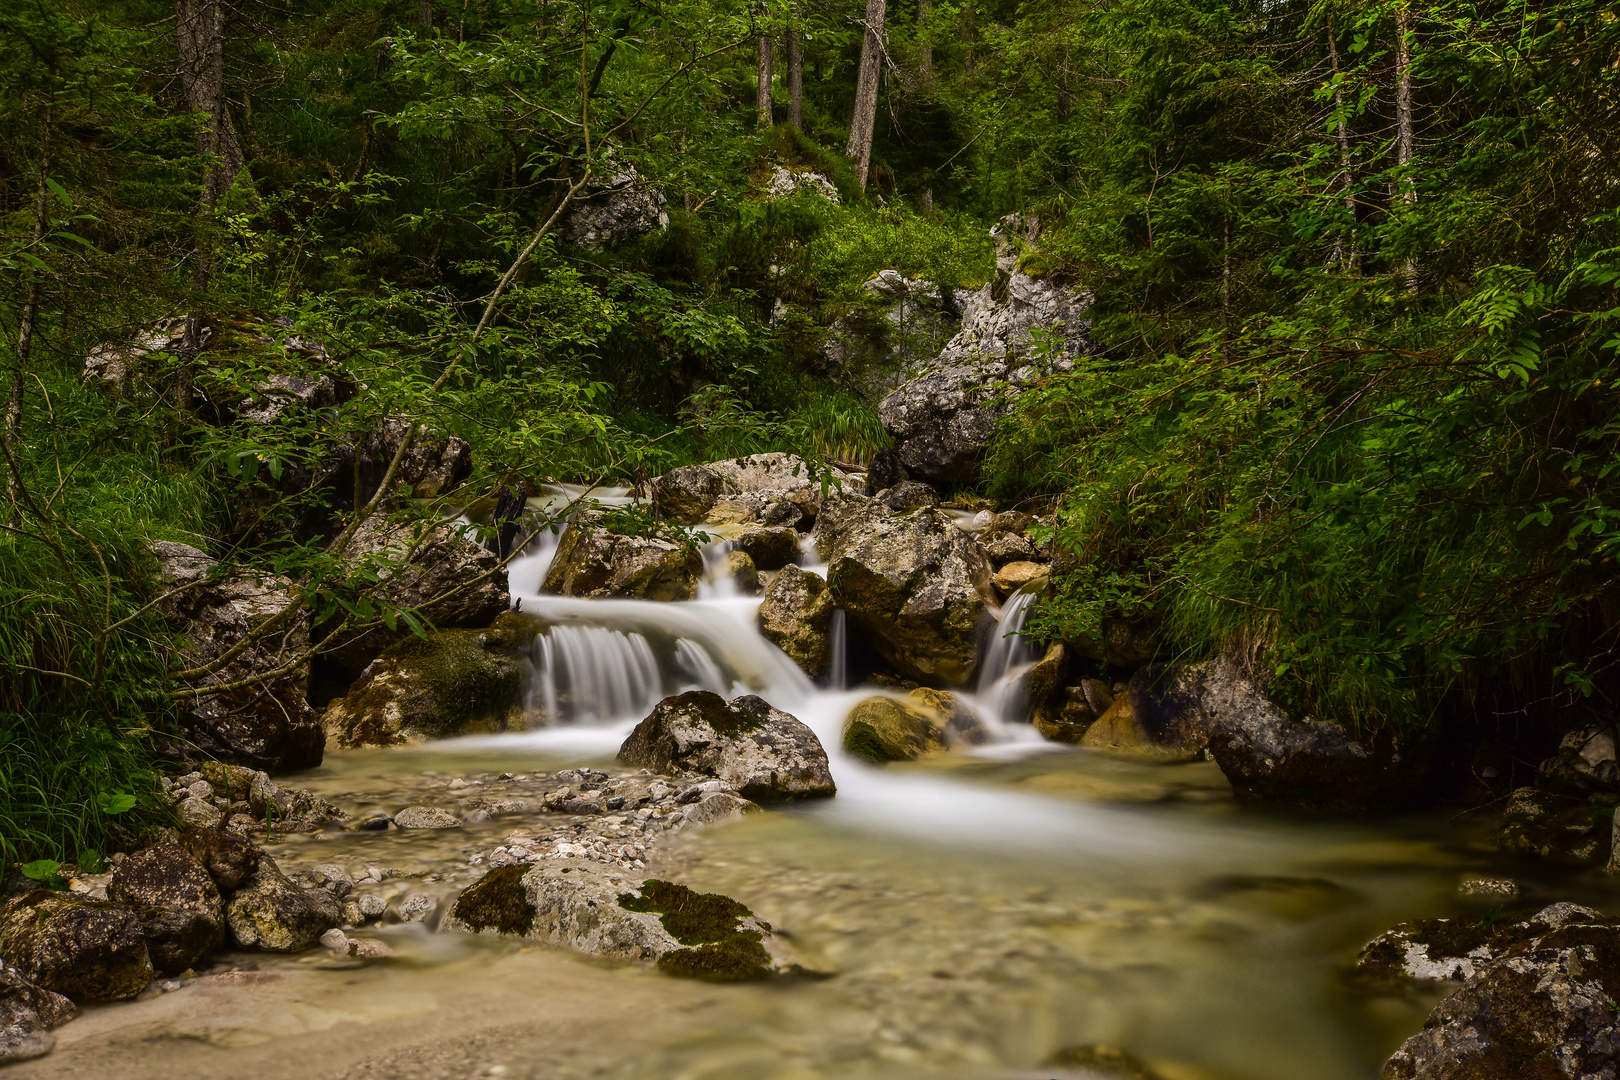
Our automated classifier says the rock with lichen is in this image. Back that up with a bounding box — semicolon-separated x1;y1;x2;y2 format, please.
0;958;76;1064
756;565;835;678
841;696;948;763
0;892;152;1003
225;857;342;952
107;842;225;975
542;511;703;601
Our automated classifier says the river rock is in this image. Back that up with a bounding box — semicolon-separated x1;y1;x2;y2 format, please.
652;465;728;524
842;696;948;762
107;842;225;974
982;531;1041;567
757;565;835;679
322;615;531;748
618;691;836;804
1357;904;1603;986
730;526;799;571
558;161;668;251
875;480;940;514
150;540;323;774
541;511;703;601
0;959;76;1064
0;891;153;1002
180;825;261;892
199;762;287;818
394;805;463;829
706;452;852;521
908;687;993;745
1538;721;1620;796
225;858;342;951
1034;685;1101;744
1381;905;1620;1079
317;514;511;681
993;560;1048;599
1498;786;1614;865
866;448;906;495
1080;664;1209;759
446;862;802;980
877;216;1098;484
682;792;763;827
815;495;995;686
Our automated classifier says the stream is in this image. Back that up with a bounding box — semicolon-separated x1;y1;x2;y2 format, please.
16;487;1616;1080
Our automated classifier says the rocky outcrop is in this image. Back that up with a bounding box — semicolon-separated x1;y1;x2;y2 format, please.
0;892;153;1002
842;696;948;762
877;216;1098;484
729;526;799;571
757;565;835;679
1379;904;1620;1079
447;863;803;980
542;512;703;601
559;163;668;251
1538;721;1620;795
764;166;839;203
618;691;836;804
151;541;323;774
1080;664;1209;759
107;842;225;975
706;453;852;521
317;514;511;681
814;494;995;686
818;272;958;398
650;454;853;527
225;857;342;952
321;615;532;748
653;466;729;524
0;959;76;1064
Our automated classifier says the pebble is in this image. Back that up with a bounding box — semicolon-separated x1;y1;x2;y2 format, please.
398;894;437;923
1459;876;1520;899
358;894;387;919
320;928;349;952
394;806;462;830
348;938;393;959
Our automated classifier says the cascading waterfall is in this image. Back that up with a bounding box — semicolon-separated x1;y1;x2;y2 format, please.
530;624;665;725
826;608;847;691
972;590;1043;723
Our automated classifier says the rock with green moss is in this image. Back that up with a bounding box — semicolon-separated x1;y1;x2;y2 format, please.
724;549;762;595
321;614;533;748
445;861;805;981
542;511;703;601
813;494;995;686
0;892;153;1003
842;696;948;763
1498;786;1614;864
756;565;834;678
618;691;835;803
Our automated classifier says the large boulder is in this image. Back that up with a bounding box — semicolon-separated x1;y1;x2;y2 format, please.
729;526;799;571
542;511;703;601
322;614;532;748
0;959;76;1064
842;696;947;762
1080;664;1209;759
446;863;802;980
107;842;226;974
618;691;836;804
653;466;728;524
877;216;1098;484
1498;786;1614;865
0;892;153;1002
816;271;959;399
1538;721;1620;796
756;565;835;679
706;453;853;522
814;494;995;686
1381;905;1620;1079
317;514;511;681
150;541;323;774
225;857;343;952
558;162;668;251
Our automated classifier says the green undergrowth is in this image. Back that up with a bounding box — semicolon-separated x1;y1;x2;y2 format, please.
617;878;772;982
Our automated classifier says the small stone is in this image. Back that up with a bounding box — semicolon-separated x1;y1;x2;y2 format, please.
178;797;223;828
398;895;437;924
1458;876;1519;899
347;938;393;959
319;928;349;952
342;901;364;926
448;778;469;789
358;814;392;831
357;894;386;920
302;864;354;898
393;806;462;830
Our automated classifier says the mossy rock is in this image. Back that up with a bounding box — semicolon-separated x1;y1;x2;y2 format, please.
842;696;948;763
618;879;771;982
452;865;536;936
1499;786;1614;864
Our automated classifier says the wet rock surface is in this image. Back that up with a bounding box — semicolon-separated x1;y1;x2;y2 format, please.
756;564;835;678
842;696;948;762
0;892;153;1002
541;511;703;601
107;842;226;974
1497;786;1615;865
0;959;75;1064
225;857;343;952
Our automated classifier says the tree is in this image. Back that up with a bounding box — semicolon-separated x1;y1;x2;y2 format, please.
846;0;886;189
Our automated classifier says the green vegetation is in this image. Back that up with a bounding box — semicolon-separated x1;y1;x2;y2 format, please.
618;878;774;981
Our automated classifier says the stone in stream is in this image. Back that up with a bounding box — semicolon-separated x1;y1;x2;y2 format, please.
393;806;463;829
724;549;762;595
991;560;1048;599
445;862;807;980
813;493;996;686
180;825;261;892
541;511;703;601
841;697;948;763
107;842;226;975
224;857;343;952
652;465;728;524
149;540;324;774
756;565;835;679
0;892;153;1002
618;691;836;804
0;959;76;1064
980;530;1042;568
729;526;799;571
1497;786;1614;865
875;480;940;514
1080;663;1208;760
1377;904;1620;1079
321;614;532;748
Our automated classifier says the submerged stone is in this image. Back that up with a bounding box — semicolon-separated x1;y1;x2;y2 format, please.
841;697;948;763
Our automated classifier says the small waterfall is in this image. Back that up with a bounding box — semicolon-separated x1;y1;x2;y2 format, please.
973;591;1043;723
826;608;847;690
698;541;740;599
531;624;664;725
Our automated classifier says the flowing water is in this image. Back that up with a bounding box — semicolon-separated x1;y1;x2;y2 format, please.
19;493;1619;1080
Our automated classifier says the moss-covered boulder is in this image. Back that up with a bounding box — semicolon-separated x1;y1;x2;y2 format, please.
542;512;703;601
0;892;153;1003
321;613;532;748
1498;786;1614;864
108;842;225;975
725;549;762;595
842;696;948;762
618;691;836;803
450;864;535;935
756;565;834;678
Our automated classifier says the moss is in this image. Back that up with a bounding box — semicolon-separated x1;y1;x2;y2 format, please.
657;938;773;982
670;691;765;738
842;698;945;763
452;864;536;936
618;879;772;981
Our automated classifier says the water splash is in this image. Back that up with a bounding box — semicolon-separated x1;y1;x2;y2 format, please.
973;591;1043;724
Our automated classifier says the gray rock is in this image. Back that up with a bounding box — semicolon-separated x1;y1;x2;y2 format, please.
876;480;940;513
1498;786;1613;865
348;937;393;959
178;796;223;828
705;453;852;521
618;691;836;804
815;494;995;686
0;958;76;1064
681;792;762;827
296;864;354;899
318;514;511;681
817;272;957;398
652;466;727;524
107;842;225;974
319;927;349;952
764;166;839;203
723;549;761;595
757;565;835;679
150;541;323;773
1538;721;1620;796
558;162;668;251
982;531;1040;567
541;511;703;601
397;894;437;924
0;891;153;1002
357;894;387;919
239;373;340;425
83;314;198;392
1079;663;1208;759
180;826;261;892
393;806;462;829
842;696;948;762
225;858;342;952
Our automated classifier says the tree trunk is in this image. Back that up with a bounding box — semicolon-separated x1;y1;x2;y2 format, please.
846;0;887;190
411;0;433;26
786;29;803;128
1327;19;1359;272
1393;3;1416;285
917;0;931;81
757;34;774;129
963;0;975;77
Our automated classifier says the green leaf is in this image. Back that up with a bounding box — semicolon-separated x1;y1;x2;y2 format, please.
97;791;137;815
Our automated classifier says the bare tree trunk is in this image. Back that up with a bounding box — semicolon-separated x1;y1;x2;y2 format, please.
786;29;803;128
1327;19;1359;272
3;144;49;503
757;35;774;129
176;0;245;409
917;0;931;80
963;0;975;77
846;0;887;190
1393;3;1416;285
411;0;433;26
920;188;933;214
